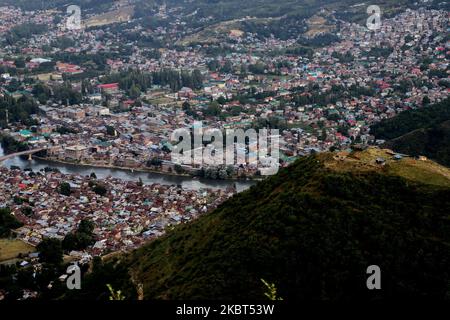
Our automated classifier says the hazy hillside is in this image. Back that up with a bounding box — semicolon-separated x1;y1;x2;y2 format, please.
0;0;118;13
371;99;450;167
384;120;450;167
73;148;450;300
0;0;430;42
0;0;419;22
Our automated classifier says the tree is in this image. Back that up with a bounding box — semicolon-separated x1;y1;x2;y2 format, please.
204;101;221;117
92;183;107;196
37;238;63;265
21;206;33;217
129;84;141;99
59;182;71;196
0;207;23;237
78;219;95;235
221;61;233;73
217;96;227;105
62;219;95;251
182;101;191;111
32;83;51;104
14;58;26;69
174;164;185;174
147;157;162;167
105;125;116;136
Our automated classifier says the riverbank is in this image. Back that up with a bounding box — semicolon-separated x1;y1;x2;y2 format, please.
1;144;256;192
34;156;264;182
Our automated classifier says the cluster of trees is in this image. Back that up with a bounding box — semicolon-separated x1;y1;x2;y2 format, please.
36;238;63;265
385;120;450;167
56;126;78;135
241;14;308;40
62;219;96;252
51;52;117;71
363;47;394;58
32;83;52;104
234;88;277;105
0;217;96;299
51;37;76;50
195;165;235;180
4;23;48;45
297;34;340;48
331;51;354;63
0;134;29;154
371;98;450;140
0;95;39;128
90;182;108;197
291;84;376;108
101;68;204;94
252;116;288;131
0;207;23;238
146;157;163;167
372;98;450;167
53;83;83;105
59;182;72;196
285;46;314;58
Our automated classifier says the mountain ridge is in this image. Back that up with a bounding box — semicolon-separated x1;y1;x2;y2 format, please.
71;147;450;300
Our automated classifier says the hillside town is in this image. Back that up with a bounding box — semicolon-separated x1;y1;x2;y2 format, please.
0;166;234;255
0;1;448;300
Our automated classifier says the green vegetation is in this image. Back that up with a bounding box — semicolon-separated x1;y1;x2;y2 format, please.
36;238;63;265
0;134;29;154
100;68;204;95
62;255;137;300
371;99;450;140
53;83;83;106
385;120;450;167
91;182;107;196
0;208;23;238
59;182;72;196
62;219;96;252
5;23;48;45
107;284;126;300
371;99;450;166
0;95;39;128
261;279;283;301
73;151;450;300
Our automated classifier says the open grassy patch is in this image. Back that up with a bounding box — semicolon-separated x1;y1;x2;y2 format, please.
0;239;35;262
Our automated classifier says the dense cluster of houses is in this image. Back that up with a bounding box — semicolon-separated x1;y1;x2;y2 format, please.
0;166;234;256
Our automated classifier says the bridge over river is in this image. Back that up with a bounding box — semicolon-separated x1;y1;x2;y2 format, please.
0;147;51;162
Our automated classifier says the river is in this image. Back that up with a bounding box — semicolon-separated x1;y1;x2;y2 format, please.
0;145;255;192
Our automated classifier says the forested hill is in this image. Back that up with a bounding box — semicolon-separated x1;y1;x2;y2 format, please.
371;99;450;140
75;147;450;300
0;0;420;21
370;99;450;167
